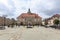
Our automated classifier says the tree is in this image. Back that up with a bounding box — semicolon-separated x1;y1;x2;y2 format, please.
11;18;16;28
53;19;60;29
45;21;48;25
53;19;60;25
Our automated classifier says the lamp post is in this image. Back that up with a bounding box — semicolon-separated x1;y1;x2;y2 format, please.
2;15;7;27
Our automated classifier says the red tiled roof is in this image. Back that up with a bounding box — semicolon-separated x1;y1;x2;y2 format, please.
52;14;60;17
17;13;41;19
44;14;60;21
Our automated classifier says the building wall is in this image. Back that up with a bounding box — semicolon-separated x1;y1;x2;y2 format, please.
0;17;16;26
48;17;60;25
17;17;42;25
48;19;54;25
0;17;4;26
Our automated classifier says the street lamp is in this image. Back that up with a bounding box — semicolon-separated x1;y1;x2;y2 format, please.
2;15;7;27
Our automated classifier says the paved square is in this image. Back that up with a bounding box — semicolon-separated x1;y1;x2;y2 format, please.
0;26;60;40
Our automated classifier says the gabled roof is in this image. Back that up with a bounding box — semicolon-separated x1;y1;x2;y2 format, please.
17;13;41;19
44;14;60;21
52;14;60;17
17;9;41;19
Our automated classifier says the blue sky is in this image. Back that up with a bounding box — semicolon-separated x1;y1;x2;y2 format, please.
0;0;60;19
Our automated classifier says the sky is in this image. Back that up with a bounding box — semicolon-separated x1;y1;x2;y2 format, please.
0;0;60;19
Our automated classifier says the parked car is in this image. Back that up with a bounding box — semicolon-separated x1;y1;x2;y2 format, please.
0;26;5;30
49;25;57;29
57;24;60;29
45;25;50;28
27;24;33;28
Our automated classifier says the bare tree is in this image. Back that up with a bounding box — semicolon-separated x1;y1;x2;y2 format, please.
11;18;16;28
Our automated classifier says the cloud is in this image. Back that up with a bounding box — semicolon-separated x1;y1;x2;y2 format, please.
0;0;16;18
0;0;60;19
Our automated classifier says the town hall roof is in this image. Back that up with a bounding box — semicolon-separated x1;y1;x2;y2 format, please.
17;9;41;19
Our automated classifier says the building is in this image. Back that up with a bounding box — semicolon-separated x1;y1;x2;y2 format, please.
0;16;4;26
17;9;42;25
44;14;60;25
0;16;16;26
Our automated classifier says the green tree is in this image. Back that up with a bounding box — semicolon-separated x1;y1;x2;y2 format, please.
53;19;60;25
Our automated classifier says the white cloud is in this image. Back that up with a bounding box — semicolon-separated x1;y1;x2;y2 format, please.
0;0;60;19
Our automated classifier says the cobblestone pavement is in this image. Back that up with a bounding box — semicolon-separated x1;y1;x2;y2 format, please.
0;26;60;40
19;26;60;40
0;27;24;40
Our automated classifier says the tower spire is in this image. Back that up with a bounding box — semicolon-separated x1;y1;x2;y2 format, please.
27;8;31;13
